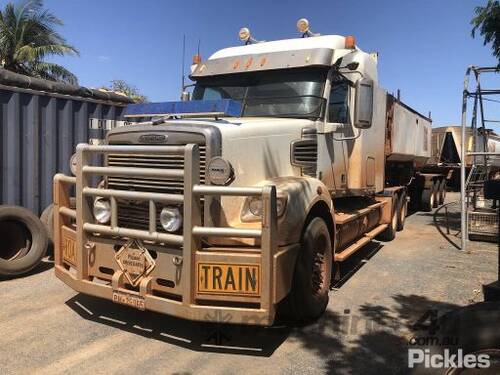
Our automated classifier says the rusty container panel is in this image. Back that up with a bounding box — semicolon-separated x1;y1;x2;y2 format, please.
0;86;127;215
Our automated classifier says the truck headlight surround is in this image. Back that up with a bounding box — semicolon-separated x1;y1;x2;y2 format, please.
243;195;287;221
160;206;183;233
93;198;111;224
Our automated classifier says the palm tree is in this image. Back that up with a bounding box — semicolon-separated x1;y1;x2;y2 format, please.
0;0;79;84
471;0;500;64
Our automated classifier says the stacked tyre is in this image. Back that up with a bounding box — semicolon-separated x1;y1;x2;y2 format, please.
0;205;48;277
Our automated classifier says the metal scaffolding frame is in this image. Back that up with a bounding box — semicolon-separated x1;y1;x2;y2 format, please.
460;66;500;251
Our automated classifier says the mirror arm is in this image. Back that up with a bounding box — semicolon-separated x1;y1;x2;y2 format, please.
338;69;364;80
332;125;362;141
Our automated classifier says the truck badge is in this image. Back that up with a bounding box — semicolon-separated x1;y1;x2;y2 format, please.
139;134;167;144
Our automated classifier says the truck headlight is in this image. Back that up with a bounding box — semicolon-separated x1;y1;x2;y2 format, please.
160;207;182;232
245;195;287;219
93;198;111;224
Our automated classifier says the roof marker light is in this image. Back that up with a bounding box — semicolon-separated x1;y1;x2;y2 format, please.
238;27;263;44
345;35;356;49
297;18;320;37
297;18;310;34
239;27;251;42
192;54;201;64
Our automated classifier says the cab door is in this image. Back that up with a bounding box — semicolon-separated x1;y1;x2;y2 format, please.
316;76;350;195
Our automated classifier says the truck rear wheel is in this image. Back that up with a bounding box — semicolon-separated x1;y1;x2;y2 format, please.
396;191;407;231
278;217;332;324
438;179;446;205
421;187;434;212
432;180;440;208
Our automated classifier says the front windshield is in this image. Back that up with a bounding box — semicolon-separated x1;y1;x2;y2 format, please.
192;68;327;119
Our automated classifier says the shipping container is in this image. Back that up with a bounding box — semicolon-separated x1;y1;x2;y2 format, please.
0;69;132;215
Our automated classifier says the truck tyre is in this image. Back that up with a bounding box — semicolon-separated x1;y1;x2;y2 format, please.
0;206;48;277
377;201;397;241
438;179;446;205
278;217;332;324
396;191;407;231
420;187;434;212
40;204;54;243
432;180;440;208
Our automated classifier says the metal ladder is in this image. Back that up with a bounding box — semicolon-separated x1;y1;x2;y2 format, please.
465;163;489;209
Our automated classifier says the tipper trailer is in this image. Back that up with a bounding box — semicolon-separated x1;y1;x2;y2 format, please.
54;20;444;325
424;125;500;188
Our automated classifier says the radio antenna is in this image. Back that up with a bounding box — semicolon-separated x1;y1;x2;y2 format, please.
181;34;186;98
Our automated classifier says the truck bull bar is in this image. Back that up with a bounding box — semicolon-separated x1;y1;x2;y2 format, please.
53;143;279;326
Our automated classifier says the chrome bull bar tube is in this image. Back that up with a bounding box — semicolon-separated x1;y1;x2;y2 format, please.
54;142;278;325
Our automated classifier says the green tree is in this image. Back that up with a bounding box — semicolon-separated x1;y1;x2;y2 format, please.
471;0;500;63
103;79;148;103
0;0;79;84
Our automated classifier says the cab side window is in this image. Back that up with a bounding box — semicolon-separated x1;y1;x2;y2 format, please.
328;82;349;123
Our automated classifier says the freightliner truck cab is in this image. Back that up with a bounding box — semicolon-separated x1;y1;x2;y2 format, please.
53;20;431;325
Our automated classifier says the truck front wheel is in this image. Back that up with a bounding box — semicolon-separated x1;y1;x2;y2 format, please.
278;217;332;324
377;202;397;241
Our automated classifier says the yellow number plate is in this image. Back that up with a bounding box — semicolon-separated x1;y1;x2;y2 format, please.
197;263;260;296
61;227;76;266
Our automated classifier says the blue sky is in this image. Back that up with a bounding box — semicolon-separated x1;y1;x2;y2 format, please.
44;0;498;128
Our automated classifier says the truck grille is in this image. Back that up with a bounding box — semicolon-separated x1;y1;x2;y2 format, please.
292;139;317;177
107;145;206;231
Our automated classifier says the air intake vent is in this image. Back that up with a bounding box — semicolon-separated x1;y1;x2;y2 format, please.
291;129;317;177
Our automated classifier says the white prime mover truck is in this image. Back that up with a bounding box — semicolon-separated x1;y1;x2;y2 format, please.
53;20;443;325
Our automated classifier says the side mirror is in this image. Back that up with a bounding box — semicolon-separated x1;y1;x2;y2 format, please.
354;78;373;129
180;91;191;101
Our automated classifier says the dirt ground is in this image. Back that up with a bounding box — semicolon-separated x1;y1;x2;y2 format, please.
1;192;498;374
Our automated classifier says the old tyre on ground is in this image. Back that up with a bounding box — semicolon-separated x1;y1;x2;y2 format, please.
40;204;54;243
420;186;434;212
278;217;332;324
40;198;75;244
0;205;48;277
396;191;407;231
377;199;397;241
